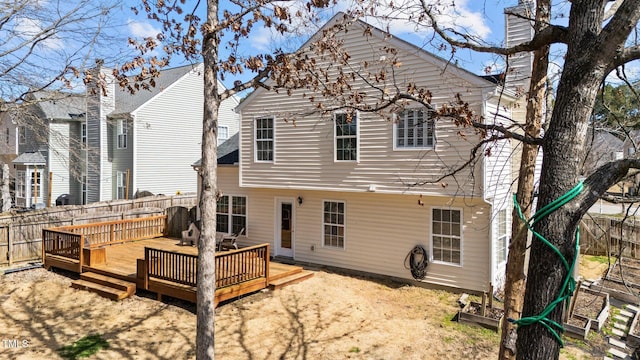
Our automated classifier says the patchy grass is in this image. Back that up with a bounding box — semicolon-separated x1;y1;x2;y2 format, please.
57;334;109;360
583;255;615;265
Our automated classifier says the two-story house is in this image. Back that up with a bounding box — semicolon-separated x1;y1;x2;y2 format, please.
208;13;526;294
4;63;240;207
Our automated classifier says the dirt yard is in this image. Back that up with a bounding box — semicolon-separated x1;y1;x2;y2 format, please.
0;265;600;360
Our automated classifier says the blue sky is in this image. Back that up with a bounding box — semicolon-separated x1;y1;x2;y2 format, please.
114;0;516;89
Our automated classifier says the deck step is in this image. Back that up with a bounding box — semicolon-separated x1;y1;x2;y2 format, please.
80;272;136;296
269;270;314;290
71;279;131;301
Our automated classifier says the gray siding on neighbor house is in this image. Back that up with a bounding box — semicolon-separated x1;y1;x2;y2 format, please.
48;121;71;204
239;21;493;197
504;2;534;94
133;64;239;196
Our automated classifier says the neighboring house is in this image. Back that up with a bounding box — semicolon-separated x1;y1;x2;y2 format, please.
5;63;240;207
198;11;531;294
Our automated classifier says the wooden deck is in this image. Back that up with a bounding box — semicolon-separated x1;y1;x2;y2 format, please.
44;237;309;305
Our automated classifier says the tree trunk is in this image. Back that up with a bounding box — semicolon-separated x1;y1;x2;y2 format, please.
516;2;610;358
499;2;550;358
196;1;220;359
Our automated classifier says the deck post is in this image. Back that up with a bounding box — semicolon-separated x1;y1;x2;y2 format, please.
265;244;270;287
78;234;84;273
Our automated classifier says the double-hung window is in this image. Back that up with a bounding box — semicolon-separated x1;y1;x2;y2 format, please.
117;119;127;149
255;116;273;162
16;170;25;198
81;123;87;146
116;171;126;199
496;209;508;264
218;126;229;143
81;175;87;205
216;195;247;234
335;113;358;161
432;208;462;265
395;109;435;149
323;201;345;249
18;126;26;145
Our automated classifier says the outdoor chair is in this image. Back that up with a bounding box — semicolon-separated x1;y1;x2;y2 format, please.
181;221;200;246
218;228;244;251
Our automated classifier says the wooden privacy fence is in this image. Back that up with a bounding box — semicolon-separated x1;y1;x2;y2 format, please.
52;215;166;249
0;194;196;267
42;215;168;272
581;216;640;258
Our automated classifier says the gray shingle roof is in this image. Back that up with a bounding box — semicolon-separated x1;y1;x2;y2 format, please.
13;152;46;165
113;63;200;115
32;92;86;120
191;133;239;166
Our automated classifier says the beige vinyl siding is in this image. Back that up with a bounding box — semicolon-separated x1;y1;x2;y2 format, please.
219;166;491;292
240;27;491;197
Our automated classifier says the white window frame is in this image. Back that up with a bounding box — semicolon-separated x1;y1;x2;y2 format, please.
496;209;509;265
116;171;126;199
81;175;87;205
430;207;463;266
322;200;346;249
254;116;274;162
393;108;435;150
18;126;26;145
334;112;359;162
81;123;87;145
116;119;127;149
216;195;247;234
218;125;229;142
16;170;25;198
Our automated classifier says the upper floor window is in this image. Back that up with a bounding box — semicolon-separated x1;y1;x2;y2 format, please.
335;112;358;161
432;208;462;265
394;109;435;149
216;195;247;235
18;126;26;145
5;128;9;144
81;123;87;145
255;116;273;162
496;209;508;264
117;119;127;149
323;200;345;249
218;126;229;142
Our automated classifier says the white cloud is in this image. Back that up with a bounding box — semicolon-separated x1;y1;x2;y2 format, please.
127;20;160;39
14;17;64;50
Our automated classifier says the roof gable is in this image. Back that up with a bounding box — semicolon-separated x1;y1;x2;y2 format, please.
237;12;497;112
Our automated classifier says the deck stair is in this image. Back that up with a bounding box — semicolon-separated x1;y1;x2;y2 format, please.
71;272;136;301
268;266;314;290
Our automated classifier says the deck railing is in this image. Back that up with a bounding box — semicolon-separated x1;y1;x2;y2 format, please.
42;229;84;261
42;215;167;270
145;243;270;289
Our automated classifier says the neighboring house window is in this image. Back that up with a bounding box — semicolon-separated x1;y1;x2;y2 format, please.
432;208;462;265
335;113;358;161
18;126;26;144
82;175;87;205
395;108;435;149
16;170;25;198
81;123;87;145
216;195;246;234
116;171;126;199
31;170;41;200
5;128;9;144
117;119;127;149
255;116;273;162
218;126;229;142
496;209;508;264
323;201;345;249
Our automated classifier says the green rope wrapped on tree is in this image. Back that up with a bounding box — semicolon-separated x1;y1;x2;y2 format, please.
510;181;584;347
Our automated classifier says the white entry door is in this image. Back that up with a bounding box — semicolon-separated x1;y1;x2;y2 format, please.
276;199;294;257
